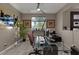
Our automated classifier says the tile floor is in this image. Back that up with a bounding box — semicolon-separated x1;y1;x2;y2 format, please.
1;40;33;55
0;40;71;55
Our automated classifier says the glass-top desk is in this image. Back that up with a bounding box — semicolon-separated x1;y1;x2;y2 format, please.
34;36;58;55
34;36;60;49
34;36;47;49
33;36;70;55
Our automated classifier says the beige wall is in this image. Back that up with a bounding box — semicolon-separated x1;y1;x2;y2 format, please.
0;3;21;19
21;14;56;20
63;10;70;29
0;3;21;52
56;3;79;50
21;14;56;31
0;29;17;52
63;4;79;30
73;30;79;48
56;4;73;50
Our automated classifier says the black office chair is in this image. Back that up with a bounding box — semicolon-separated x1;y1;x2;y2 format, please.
29;48;42;55
71;46;79;55
49;31;62;43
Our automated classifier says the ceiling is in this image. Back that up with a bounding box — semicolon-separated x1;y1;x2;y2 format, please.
10;3;67;14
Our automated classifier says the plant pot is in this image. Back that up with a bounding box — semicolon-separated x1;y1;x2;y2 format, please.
22;38;26;42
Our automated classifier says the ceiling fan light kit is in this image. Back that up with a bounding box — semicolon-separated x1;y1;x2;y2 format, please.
36;3;41;11
37;8;41;11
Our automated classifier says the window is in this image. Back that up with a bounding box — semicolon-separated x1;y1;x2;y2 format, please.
31;16;46;30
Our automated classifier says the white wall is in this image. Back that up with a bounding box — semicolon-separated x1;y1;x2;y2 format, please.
73;30;79;48
56;3;79;49
56;4;74;50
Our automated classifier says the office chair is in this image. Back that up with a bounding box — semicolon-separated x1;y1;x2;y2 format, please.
49;31;62;43
71;46;79;55
28;31;34;46
28;31;42;55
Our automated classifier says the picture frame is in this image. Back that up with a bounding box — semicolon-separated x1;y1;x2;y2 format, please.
23;20;31;28
47;20;55;28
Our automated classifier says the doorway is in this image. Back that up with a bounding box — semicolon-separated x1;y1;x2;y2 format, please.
31;16;46;36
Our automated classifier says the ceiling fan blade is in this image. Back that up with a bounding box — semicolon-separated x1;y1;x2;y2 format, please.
32;3;46;14
40;9;46;14
37;3;46;14
37;3;40;9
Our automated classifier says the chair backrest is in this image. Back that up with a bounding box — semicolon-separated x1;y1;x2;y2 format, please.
28;32;34;46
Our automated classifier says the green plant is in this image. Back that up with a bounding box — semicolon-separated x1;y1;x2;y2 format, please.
20;21;29;42
15;20;28;42
19;23;26;39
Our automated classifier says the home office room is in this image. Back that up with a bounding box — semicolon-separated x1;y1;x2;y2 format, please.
0;0;79;57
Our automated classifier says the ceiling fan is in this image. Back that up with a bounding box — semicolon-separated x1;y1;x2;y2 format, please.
31;3;46;14
36;3;46;29
36;3;46;14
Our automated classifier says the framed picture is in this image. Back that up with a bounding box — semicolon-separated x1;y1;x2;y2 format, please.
47;20;55;28
23;20;31;28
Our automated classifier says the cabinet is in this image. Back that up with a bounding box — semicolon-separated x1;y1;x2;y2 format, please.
70;12;79;30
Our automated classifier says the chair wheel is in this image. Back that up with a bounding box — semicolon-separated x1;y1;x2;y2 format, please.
29;52;36;55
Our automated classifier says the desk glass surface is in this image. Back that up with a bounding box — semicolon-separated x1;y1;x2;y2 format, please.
34;36;48;49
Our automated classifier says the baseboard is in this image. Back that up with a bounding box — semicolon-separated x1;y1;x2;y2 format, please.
0;41;17;54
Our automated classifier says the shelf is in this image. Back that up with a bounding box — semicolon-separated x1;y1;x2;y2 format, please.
73;26;79;28
73;20;79;21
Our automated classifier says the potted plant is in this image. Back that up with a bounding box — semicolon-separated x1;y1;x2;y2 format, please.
19;21;28;42
15;20;28;42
